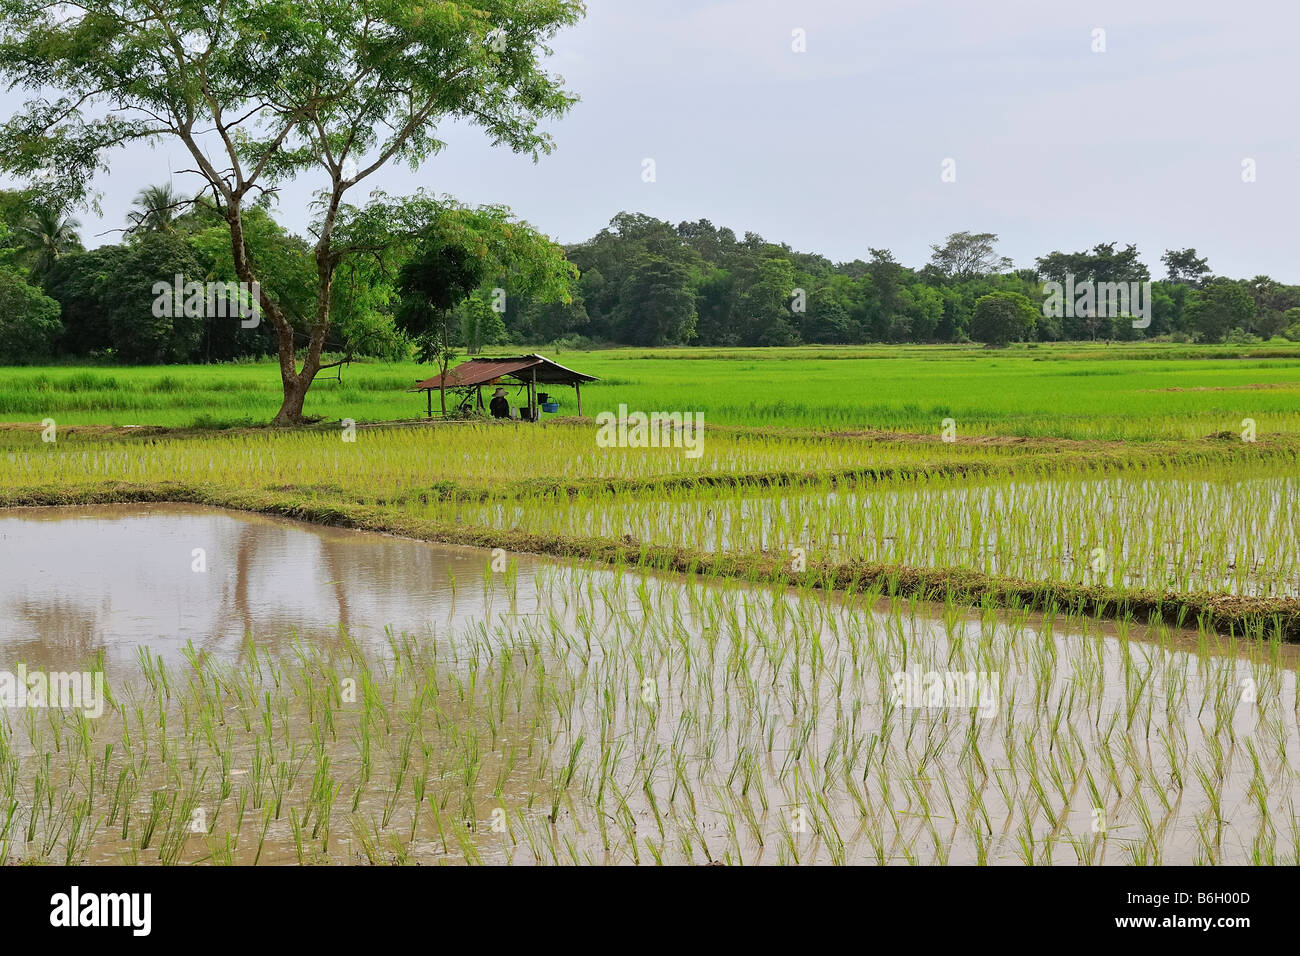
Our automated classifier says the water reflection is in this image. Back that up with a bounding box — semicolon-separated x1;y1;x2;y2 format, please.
0;503;536;671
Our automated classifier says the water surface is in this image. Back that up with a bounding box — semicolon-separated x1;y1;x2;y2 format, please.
0;503;541;671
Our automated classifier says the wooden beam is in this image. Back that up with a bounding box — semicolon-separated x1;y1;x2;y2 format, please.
575;382;582;417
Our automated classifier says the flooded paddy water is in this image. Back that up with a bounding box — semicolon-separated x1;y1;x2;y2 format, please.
0;503;552;672
1;504;1297;865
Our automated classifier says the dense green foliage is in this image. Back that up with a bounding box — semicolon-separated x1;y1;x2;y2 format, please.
511;217;1300;349
970;291;1037;346
1188;278;1257;344
0;268;61;363
3;190;1299;363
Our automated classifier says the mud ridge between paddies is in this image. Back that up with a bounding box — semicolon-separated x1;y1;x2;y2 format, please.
4;483;1298;641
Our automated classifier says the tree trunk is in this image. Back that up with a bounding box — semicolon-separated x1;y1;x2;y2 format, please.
224;207;324;425
227;183;340;426
262;244;335;425
273;373;313;425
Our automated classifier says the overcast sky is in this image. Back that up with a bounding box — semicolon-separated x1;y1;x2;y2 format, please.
4;0;1297;280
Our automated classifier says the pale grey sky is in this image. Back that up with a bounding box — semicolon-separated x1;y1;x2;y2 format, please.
5;0;1297;279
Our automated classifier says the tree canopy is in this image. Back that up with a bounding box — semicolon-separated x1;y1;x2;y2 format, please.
0;0;585;421
4;191;1298;361
970;291;1037;347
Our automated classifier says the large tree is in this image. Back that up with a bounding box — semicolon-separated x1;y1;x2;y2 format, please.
1244;275;1299;340
1187;279;1254;343
615;256;697;346
1162;248;1211;287
970;290;1036;347
0;268;61;362
736;256;798;345
862;248;911;342
1035;242;1148;285
0;0;584;423
928;231;1012;281
42;245;127;353
107;232;207;363
397;202;575;414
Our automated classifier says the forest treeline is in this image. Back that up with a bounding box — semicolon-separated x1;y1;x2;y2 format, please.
2;189;1299;365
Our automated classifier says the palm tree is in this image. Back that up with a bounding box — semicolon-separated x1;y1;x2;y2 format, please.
19;204;81;276
127;182;185;234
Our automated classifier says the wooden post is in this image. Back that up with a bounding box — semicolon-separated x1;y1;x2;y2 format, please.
575;382;582;417
426;388;432;418
530;368;537;422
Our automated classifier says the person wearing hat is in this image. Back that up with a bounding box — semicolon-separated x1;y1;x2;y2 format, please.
489;386;511;419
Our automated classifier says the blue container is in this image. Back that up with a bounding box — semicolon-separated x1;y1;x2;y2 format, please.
541;402;560;413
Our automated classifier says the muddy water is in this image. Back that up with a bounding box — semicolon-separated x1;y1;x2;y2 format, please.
2;504;1299;866
0;503;542;672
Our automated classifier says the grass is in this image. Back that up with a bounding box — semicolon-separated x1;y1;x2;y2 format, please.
2;341;1300;437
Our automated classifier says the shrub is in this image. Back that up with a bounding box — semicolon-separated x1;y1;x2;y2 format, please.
550;334;597;351
1283;309;1300;342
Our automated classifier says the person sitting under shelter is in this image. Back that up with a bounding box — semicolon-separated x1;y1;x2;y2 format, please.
489;387;511;419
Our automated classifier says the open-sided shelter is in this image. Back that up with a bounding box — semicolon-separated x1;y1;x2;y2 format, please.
411;353;599;419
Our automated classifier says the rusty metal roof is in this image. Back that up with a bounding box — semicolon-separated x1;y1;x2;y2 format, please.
411;354;599;391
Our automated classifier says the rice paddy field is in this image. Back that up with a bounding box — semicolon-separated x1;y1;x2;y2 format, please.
1;343;1299;866
7;545;1300;866
3;341;1300;438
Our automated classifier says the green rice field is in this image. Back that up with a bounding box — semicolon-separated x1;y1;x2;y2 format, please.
2;343;1299;865
3;342;1300;438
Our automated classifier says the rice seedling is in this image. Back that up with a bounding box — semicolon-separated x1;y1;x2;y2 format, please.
0;542;1292;865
